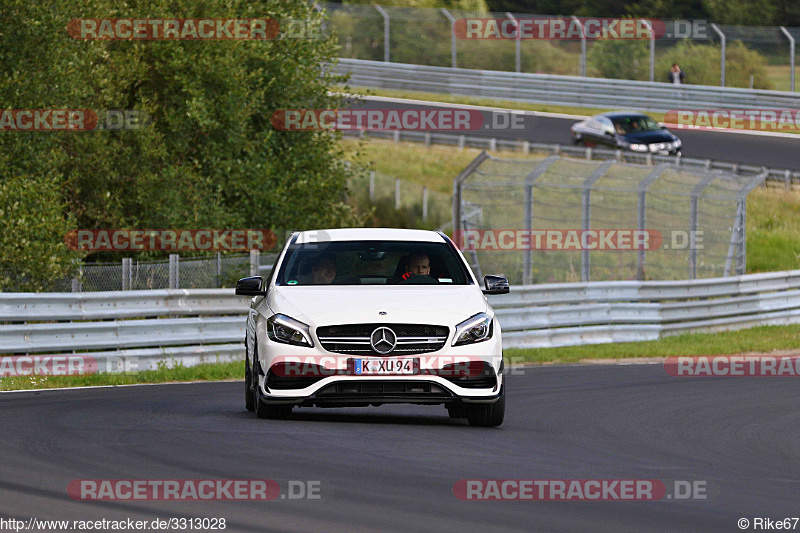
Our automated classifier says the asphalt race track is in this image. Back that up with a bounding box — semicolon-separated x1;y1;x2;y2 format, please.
1;364;798;532
351;98;800;171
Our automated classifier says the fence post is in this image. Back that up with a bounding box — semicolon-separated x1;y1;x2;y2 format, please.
71;262;82;293
395;178;401;209
169;254;179;289
216;252;222;288
710;23;726;87
369;170;375;201
374;5;390;62
641;19;655;82
581;160;614;282
122;257;132;290
250;249;259;277
781;27;796;92
572;16;586;77
441;8;457;68
507;12;520;73
522;156;560;285
422;186;429;222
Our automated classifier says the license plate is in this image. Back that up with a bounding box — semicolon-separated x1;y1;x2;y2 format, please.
352;358;419;376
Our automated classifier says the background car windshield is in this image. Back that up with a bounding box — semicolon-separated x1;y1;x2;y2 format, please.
276;240;472;286
612;116;662;134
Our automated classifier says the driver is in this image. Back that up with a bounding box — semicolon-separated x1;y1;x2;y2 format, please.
400;253;430;280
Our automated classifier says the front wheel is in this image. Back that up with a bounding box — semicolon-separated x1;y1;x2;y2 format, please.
252;348;293;420
245;354;255;412
465;388;505;427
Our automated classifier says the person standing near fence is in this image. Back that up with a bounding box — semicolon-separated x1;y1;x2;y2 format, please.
668;64;686;85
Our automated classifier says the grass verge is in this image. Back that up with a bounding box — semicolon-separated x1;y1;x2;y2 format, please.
0;359;242;391
506;324;800;364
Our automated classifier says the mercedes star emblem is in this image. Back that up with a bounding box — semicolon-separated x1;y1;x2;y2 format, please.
370;327;397;354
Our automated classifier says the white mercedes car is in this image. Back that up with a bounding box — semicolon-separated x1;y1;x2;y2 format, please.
236;228;509;426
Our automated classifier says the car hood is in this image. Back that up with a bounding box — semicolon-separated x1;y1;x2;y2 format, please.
267;285;489;327
621;130;676;143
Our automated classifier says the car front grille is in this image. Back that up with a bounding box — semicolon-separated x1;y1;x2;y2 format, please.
316;323;449;355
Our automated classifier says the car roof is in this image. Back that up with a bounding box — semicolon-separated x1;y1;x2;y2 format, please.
294;228;447;244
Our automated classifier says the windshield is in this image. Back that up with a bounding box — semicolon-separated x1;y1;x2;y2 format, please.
612;116;662;134
275;240;472;286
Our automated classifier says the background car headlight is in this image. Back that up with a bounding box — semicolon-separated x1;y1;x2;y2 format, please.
629;143;648;152
453;313;493;346
267;314;314;347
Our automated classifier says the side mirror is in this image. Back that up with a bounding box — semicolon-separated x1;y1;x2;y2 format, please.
235;276;265;296
604;130;615;136
482;275;509;295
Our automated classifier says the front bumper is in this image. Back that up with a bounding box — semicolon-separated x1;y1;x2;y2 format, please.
256;380;505;408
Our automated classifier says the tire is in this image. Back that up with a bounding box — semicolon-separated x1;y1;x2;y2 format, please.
245;355;255;412
252;347;293;420
465;387;505;427
572;134;583;145
446;404;467;419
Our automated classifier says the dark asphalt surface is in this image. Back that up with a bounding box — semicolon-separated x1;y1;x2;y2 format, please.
1;365;798;533
351;99;800;171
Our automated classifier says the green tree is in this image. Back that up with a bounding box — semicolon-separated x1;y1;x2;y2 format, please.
0;0;360;290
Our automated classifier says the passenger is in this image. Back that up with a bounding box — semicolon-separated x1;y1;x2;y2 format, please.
311;254;336;284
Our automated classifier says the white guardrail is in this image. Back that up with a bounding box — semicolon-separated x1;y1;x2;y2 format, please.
335;58;800;113
2;269;800;374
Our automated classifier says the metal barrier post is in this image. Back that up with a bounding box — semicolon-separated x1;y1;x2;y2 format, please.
250;250;259;277
169;254;179;289
395;177;401;209
641;20;655;82
374;5;390;62
507;12;520;73
572;16;586;77
422;186;429;221
441;8;457;69
781;27;796;92
216;252;222;288
710;24;726;87
122;257;132;290
369;170;375;201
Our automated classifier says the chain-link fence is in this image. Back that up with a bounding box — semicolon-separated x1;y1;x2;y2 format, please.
347;167;451;230
453;152;767;284
4;253;280;293
323;2;797;91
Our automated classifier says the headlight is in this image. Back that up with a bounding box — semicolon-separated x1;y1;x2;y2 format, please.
629;144;648;152
267;314;314;347
673;139;682;147
452;313;493;346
